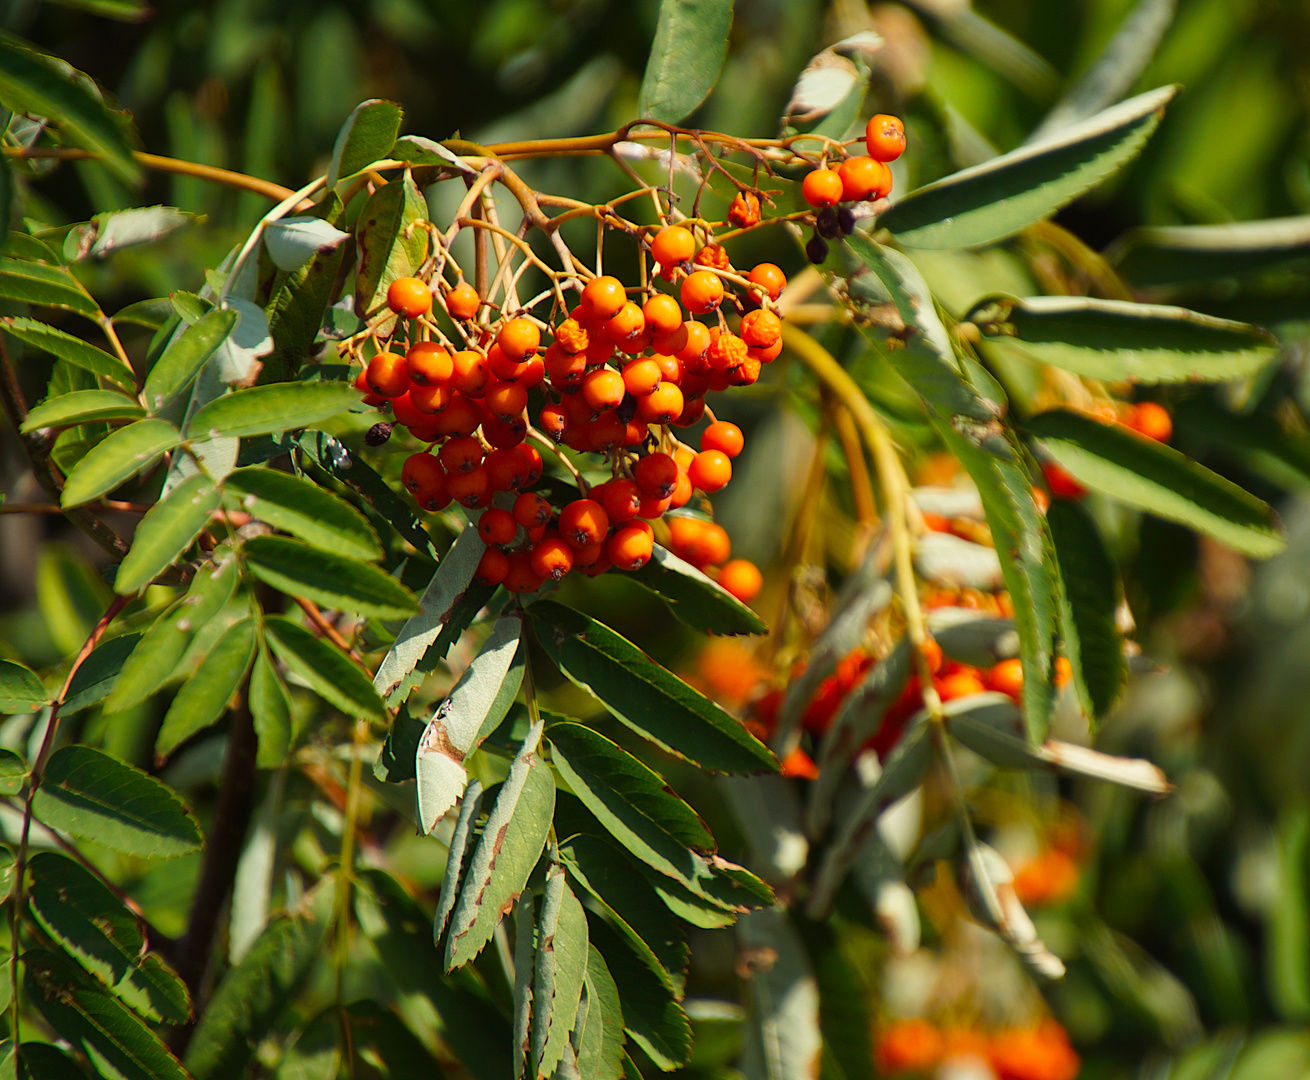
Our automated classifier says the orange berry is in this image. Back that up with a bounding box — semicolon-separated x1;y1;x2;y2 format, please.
445;281;480;320
481;413;526;450
718;559;762;604
1054;656;1073;688
603;301;645;344
401;452;444;495
545;345;588;391
689;449;732;493
728;191;761;229
1043;461;1086;500
702;421;744;458
875;1019;943;1075
1031;485;1051;514
706;331;747;374
694;244;730;270
642;293;683;337
478;507;518;547
1012;849;1080;907
559;499;610;549
987;658;1024;700
802;167;843;208
531;534;574;580
450;350;489;397
748;337;783;363
581;368;626;413
408;381;453;414
622;357;662;398
503;550;545;594
581;275;627;321
474;547;509;586
554;317;590;354
637;382;684;424
600;478;642;523
432;394;482;437
739;309;781;350
634;452;679;499
439;435;483;475
446;466;491;509
498;318;541;362
921;638;944;674
865;114;906;162
650;225;696;267
1127;400;1172;442
779;747;819;780
936;670;986;701
366;352;410;398
387;276;432;318
675;321;712;366
513;492;553;529
837;155;892;202
669;469;694;508
405;342;453;386
680;270;724;315
747;263;786;301
487;343;530;382
484;379;528;421
539;402;568;441
607;521;654;571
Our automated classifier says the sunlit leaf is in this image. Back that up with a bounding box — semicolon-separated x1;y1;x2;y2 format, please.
263;616;385;719
2;317;130;386
326;99;404;190
532;865;589;1079
155;616;258;756
141;307;238;413
0;259;100;316
243;535;416;619
224;466;381;560
60;419;181;508
114;473;220;595
353;171;428;332
186;380;359;440
0;660;47;715
638;0;734;124
263;215;351;274
21;389;144;432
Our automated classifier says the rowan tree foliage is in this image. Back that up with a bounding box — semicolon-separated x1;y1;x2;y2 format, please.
2;1;1310;1078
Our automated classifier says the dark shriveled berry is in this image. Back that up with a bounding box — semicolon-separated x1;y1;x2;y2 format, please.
616;392;638;424
806;234;829;265
815;207;841;240
365;422;394;446
837;206;856;235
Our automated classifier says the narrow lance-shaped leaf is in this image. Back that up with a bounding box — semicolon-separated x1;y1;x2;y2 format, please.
2;317;132;386
225;466;381;560
155;616;258;757
433;779;483;944
880;85;1175;249
0;750;25;796
573;945;625;1080
27;853;190;1023
141;307;238;413
1047;499;1126;721
961;840;1065;979
638;0;734;124
737;908;823;1080
243;535;416;619
375;525;482;702
60;419;181;508
62;632;140;714
32;744;203;858
114;472;220;595
445;719;555;970
533;865;589;1080
327;99;404;189
23;949;189;1080
187;380;359;440
1109;214;1310;287
512;891;535;1080
969;295;1277;384
249;644;293;769
263;215;351;273
0;659;47;714
263;616;385;720
354;170;429;333
417;615;525;834
21;389;145;432
70;205;195;261
628;544;767;635
529;600;777;775
0;260;100;316
1029;408;1285;558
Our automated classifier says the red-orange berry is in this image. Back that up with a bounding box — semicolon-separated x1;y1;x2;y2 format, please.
439;435;483;475
837;155;892;203
432;394;482;437
747;262;786;301
366;352;410;398
669;468;694;509
484;379;528;420
387;276;432;319
503;550;545;594
739;309;782;350
689;449;732;492
408;381;453;414
450;350;489;397
634;452;679;499
865;114;906;162
622;357;662;398
675;321;712;367
478;507;518;547
554;317;590;354
694;244;730;270
581;275;627;321
638;382;684;424
987;658;1024;701
717;559;762;603
703;421;744;457
603;301;645;344
531;534;575;580
390;391;426;429
446;466;490;509
707;330;747;373
642;293;683;338
1126;401;1172;443
481;413;526;449
600;478;642;523
650;225;695;267
1043;461;1086;500
802;168;843;208
401;452;444;495
405;342;453;386
681;270;724;315
539;402;568;441
607;521;654;571
936;670;986;701
559;498;610;549
728;191;761;229
445;281;480;320
513;492;553;529
498;318;541;362
474;547;509;586
581;368;625;413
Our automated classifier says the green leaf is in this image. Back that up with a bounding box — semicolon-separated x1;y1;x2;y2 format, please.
445;735;555;970
28;853;190;1023
263;615;385;719
62;633;141;713
533;866;589;1079
0;155;10;244
1046;499;1125;721
114;473;220;595
529;601;776;775
0;40;140;184
738;908;822;1080
0;660;47;714
638;0;733;124
104;550;239;713
353;171;429;332
243;535;417;619
1109;214;1310;287
0;751;25;796
971;295;1278;384
0;259;100;316
561;834;688;996
224;466;381;560
155;616;258;757
59;419;181;508
2;317;130;386
880;85;1175;249
326;100;404;190
184;885;331;1080
187;380;359;440
12;1041;90;1079
628;545;767;635
1029;408;1285;557
263;215;351;274
573;945;625;1080
141;307;238;414
23;949;188;1080
67;206;196;262
250;644;293;769
21;389;144;432
416;616;524;833
32;745;203;858
113;297;173;329
548;721;715;855
1270;809;1310;1022
433;780;484;944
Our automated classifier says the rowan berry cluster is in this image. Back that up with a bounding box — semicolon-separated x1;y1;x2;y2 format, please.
801;113;906;263
351;215;790;601
875;1017;1080;1080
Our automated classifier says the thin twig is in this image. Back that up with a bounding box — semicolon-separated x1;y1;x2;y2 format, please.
293;597;371;674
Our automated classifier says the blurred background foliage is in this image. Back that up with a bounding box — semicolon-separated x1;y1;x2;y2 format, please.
4;0;1310;1077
